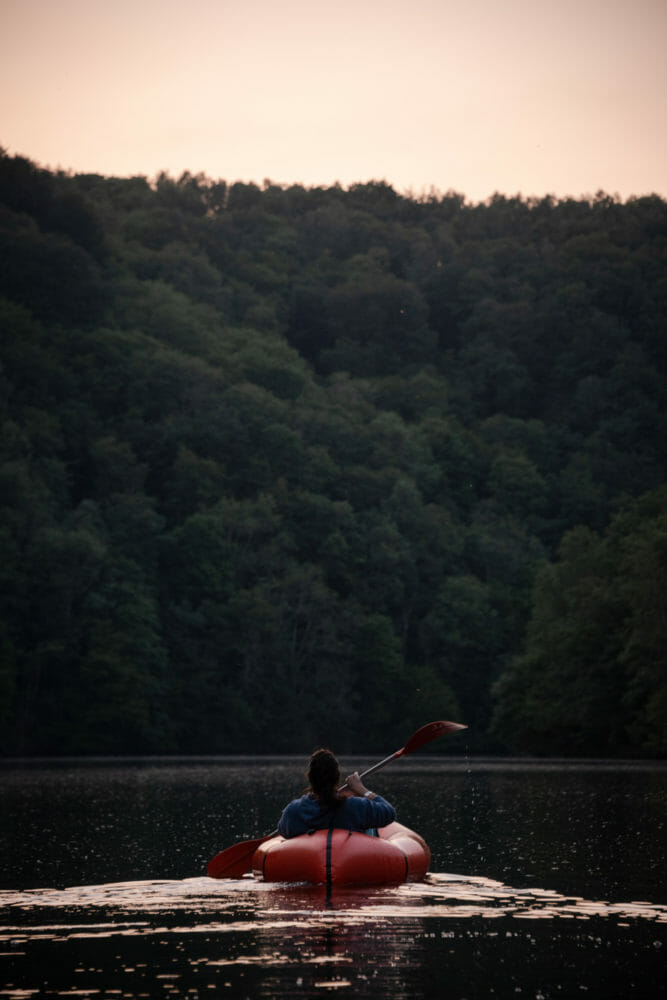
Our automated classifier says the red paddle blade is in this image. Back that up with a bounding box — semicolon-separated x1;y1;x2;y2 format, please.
401;720;467;756
207;834;273;879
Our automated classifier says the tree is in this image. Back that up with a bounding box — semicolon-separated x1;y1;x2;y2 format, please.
490;487;667;756
319;273;437;376
2;157;666;756
416;574;502;738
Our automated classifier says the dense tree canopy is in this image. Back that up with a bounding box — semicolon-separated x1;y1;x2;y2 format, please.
1;151;665;755
490;486;667;757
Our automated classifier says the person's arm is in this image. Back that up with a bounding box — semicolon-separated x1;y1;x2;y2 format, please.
278;799;308;838
342;771;397;827
278;795;322;838
343;771;375;798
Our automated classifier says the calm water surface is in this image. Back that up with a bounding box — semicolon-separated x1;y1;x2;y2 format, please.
1;756;665;998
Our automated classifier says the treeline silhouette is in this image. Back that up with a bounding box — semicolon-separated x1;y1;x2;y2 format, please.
1;151;665;756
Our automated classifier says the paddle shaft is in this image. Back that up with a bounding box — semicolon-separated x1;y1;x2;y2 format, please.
338;750;402;791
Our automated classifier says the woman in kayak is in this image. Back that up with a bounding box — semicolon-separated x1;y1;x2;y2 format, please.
278;748;396;838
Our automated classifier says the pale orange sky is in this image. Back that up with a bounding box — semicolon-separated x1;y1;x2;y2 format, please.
1;0;665;203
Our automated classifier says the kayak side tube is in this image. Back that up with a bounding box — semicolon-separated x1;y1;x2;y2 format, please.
252;821;431;885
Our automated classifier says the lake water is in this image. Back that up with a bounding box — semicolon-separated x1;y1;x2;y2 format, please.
1;756;665;998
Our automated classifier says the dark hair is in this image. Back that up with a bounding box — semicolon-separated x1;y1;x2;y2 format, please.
307;748;340;808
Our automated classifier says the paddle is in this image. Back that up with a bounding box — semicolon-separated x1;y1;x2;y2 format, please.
206;718;467;879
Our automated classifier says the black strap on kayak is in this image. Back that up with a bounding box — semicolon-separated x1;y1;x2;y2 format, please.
324;808;347;894
325;826;334;892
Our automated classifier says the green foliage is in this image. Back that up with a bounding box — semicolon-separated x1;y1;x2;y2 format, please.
490;487;667;756
317;271;436;376
1;150;666;755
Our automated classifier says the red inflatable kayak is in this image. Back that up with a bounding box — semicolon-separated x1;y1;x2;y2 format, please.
252;821;430;885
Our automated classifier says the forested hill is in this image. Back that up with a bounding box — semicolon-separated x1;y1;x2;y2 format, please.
1;152;666;757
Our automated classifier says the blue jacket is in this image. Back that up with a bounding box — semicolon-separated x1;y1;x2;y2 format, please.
278;793;396;839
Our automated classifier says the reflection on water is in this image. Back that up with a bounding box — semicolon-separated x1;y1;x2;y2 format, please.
1;757;666;998
2;872;667;922
1;875;666;998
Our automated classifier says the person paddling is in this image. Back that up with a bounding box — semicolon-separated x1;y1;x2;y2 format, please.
278;748;396;839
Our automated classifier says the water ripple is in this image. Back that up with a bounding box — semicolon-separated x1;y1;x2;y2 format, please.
1;871;666;939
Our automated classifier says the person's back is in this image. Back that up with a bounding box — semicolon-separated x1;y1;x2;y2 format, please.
277;748;396;839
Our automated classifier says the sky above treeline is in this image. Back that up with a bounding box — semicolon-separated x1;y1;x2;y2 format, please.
2;0;666;204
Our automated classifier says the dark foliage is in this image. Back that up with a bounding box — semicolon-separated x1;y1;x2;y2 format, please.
1;152;665;755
